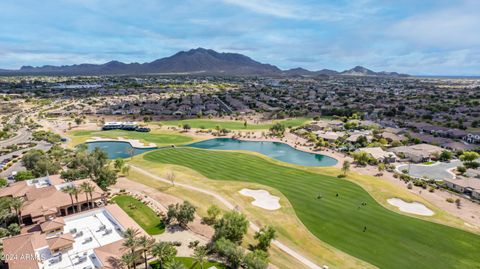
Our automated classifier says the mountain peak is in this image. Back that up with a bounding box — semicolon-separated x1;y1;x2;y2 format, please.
1;49;408;77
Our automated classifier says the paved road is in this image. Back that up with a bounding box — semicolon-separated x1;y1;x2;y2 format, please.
397;160;462;180
0;141;52;177
0;128;31;147
130;165;323;269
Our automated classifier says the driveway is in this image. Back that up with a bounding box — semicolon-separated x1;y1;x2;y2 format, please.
396;160;462;180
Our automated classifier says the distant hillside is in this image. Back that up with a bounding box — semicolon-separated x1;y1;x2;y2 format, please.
341;66;409;77
0;48;408;77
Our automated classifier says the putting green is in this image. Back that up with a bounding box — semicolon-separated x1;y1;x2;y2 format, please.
157;118;311;130
142;148;480;269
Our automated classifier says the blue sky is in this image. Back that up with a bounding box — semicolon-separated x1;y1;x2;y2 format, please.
0;0;479;75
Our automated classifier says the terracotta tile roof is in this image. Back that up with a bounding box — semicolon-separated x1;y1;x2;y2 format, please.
14;177;105;218
93;240;129;269
46;233;74;250
0;181;29;197
39;218;65;232
3;232;47;269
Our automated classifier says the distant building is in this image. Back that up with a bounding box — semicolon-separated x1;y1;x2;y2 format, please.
388;144;443;163
358;147;397;163
444;177;480;200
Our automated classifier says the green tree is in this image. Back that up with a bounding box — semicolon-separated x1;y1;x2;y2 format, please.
7;223;20;236
14;171;35;181
151;241;177;269
165;259;185;269
193;245;208;269
460;151;480;168
0;177;8;187
165;201;196;228
243;250;269;269
137;235;155;269
62;185;78;214
378;163;386;172
213;211;249;244
204;205;221;225
96;167;117;190
253;226;276;251
182;124;191;132
121;252;139;269
269;123;285;137
80;182;95;210
122;165;131;176
114;158;125;171
439;150;454;161
351;151;371;166
9;197;24;225
75;117;83;125
341;160;350;176
122;228;140;269
214;237;244;269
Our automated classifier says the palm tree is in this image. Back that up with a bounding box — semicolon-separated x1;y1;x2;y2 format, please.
193;246;208;269
9;197;24;225
137;235;155;269
62;186;77;214
121;252;138;269
71;186;81;213
341;160;351;176
165;259;185;269
80;182;95;209
122;228;140;269
151;242;177;269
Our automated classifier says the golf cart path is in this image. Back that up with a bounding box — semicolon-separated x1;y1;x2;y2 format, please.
130;165;323;269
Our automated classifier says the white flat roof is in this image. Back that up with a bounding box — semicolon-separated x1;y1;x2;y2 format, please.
42;209;125;269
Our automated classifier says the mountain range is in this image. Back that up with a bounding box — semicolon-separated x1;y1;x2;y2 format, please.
0;48;409;77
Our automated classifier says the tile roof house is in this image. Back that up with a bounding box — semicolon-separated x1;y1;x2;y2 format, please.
0;175;105;225
388;144;443;163
2;204;148;269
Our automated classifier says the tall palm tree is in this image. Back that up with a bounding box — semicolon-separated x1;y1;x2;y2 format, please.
151;242;177;269
122;228;140;269
9;197;24;225
80;182;95;209
137;235;155;269
121;252;138;269
61;186;77;214
71;186;81;213
193;246;208;269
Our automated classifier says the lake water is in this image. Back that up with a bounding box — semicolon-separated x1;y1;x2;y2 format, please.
86;141;156;159
187;138;337;167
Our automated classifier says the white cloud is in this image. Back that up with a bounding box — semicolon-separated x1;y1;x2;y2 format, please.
390;1;480;49
221;0;379;21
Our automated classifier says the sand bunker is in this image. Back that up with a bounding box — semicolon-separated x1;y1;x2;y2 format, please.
387;198;434;216
239;189;281;210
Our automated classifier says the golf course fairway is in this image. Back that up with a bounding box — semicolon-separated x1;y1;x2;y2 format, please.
142;147;480;269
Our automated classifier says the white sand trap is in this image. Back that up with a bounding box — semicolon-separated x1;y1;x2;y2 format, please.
239;189;281;210
387;198;434;216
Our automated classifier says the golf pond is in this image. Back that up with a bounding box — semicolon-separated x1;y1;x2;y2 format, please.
86;138;338;167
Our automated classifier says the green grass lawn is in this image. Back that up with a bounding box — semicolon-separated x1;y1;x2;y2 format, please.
142;148;480;269
71;129;193;146
112;195;165;235
151;257;228;269
156;118;311;130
